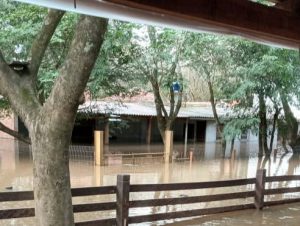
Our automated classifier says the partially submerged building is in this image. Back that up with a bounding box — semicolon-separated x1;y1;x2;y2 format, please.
1;99;291;149
75;100;224;145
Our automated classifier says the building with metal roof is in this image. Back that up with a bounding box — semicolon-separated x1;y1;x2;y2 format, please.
74;101;226;145
78;101;227;119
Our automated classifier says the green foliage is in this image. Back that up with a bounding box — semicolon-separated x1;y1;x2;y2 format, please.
131;25;187;93
0;1;46;61
1;1;299;147
224;39;300;143
230;40;299;107
37;13;77;100
185;33;234;98
95;23;187;101
0;2;77;102
87;21;140;98
223;117;259;140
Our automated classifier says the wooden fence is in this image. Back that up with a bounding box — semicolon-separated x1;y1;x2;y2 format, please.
1;169;300;226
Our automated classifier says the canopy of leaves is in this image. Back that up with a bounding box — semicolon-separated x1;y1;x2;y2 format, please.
87;21;142;98
223;39;300;140
0;1;77;102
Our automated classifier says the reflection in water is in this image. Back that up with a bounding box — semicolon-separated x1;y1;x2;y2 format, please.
163;203;300;226
0;138;300;225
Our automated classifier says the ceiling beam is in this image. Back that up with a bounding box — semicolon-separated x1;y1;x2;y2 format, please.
15;0;300;49
103;0;300;49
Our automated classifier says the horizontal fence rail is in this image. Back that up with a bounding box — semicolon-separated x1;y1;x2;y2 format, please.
0;169;300;226
130;178;256;192
105;152;164;157
129;191;255;208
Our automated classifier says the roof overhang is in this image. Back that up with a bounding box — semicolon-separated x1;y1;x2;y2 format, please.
16;0;300;49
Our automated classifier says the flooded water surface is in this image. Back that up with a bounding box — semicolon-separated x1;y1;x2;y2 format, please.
1;138;300;225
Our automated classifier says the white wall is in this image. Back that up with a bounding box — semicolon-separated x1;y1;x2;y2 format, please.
240;127;278;150
205;121;217;143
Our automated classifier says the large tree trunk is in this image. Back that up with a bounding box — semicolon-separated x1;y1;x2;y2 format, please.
0;11;108;226
31;117;74;226
30;16;107;226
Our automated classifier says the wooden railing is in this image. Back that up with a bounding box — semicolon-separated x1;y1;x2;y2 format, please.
1;169;300;226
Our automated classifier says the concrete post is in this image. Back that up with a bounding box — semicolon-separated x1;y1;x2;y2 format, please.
164;130;173;163
94;130;104;166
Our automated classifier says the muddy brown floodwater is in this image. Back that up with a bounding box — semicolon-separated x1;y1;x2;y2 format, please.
0;138;300;225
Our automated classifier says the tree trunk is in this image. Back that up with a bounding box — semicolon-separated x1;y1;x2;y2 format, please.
269;108;279;151
258;128;264;157
208;79;225;151
31;118;74;226
150;79;168;144
157;116;167;144
230;138;235;152
280;92;298;148
208;80;221;131
1;12;108;226
258;93;270;156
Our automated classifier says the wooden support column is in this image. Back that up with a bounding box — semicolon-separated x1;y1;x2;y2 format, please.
146;117;152;145
194;121;197;143
164;130;173;163
94;130;104;166
184;118;189;158
255;169;266;209
116;175;130;226
104;119;109;145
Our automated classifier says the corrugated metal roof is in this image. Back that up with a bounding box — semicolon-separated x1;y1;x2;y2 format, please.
78;101;226;119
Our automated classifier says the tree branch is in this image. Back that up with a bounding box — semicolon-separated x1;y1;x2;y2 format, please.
0;121;31;144
45;16;108;116
0;50;41;128
169;87;175;116
173;71;183;117
149;77;168;118
29;9;65;80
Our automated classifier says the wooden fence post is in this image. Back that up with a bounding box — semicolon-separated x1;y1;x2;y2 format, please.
117;175;130;226
255;169;266;209
94;130;104;166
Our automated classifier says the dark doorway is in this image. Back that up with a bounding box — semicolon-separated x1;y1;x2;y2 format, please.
188;123;195;140
184;123;195;141
196;121;206;142
72;119;96;144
